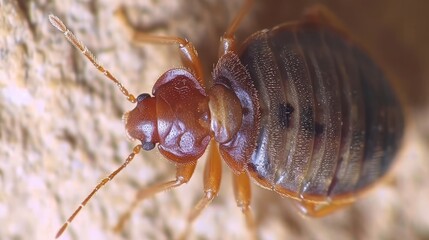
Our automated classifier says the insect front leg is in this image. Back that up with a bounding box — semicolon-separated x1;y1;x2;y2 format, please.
113;163;196;233
114;7;205;86
178;141;222;240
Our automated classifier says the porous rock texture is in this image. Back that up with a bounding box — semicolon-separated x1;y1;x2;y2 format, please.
1;0;429;240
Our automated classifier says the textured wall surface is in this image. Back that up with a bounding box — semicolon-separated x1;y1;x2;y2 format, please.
1;0;428;240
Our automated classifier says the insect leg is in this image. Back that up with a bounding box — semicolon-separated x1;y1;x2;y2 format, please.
233;171;257;240
113;162;197;232
178;141;222;240
294;199;354;217
115;7;204;86
55;145;142;239
219;0;253;55
303;4;349;34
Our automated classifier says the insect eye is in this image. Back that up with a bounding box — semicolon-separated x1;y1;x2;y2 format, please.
137;93;151;103
142;141;155;151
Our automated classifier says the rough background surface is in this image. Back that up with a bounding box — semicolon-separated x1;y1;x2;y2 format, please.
1;0;429;240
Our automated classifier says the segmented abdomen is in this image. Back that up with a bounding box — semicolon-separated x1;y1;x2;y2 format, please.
240;22;404;200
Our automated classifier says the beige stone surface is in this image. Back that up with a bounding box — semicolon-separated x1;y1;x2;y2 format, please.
1;0;428;240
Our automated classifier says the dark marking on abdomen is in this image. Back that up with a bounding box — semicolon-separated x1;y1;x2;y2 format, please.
278;103;294;129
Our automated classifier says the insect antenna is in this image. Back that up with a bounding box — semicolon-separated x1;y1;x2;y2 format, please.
54;145;142;239
48;14;137;103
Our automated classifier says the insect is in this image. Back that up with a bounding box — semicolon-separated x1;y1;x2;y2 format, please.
50;0;404;238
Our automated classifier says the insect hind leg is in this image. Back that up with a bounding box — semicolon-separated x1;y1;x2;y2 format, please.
294;199;354;217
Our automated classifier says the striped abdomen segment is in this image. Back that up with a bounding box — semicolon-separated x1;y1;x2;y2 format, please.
240;22;403;200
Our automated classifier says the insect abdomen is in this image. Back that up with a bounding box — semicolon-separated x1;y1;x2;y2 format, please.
240;22;404;200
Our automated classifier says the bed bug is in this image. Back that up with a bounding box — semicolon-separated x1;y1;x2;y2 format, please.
50;0;404;238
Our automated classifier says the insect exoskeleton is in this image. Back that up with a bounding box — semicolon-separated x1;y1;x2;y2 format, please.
50;0;403;238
